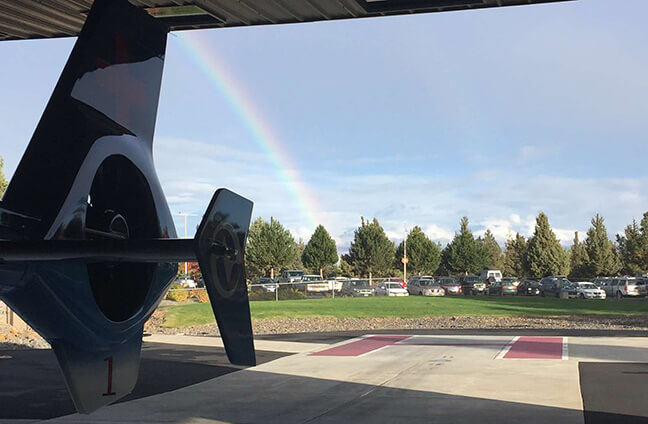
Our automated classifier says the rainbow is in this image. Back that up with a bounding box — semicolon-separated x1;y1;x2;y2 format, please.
173;31;319;231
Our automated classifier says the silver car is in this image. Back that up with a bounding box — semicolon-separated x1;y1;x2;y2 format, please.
574;282;606;299
600;277;646;299
407;279;444;296
376;282;409;296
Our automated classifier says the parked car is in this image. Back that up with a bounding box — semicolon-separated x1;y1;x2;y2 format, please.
302;275;330;293
479;268;503;283
278;270;304;286
176;277;196;288
406;277;432;295
407;278;444;296
376;282;409;296
340;279;375;297
602;277;647;299
573;282;606;299
437;277;462;295
502;276;521;287
327;276;347;293
387;277;407;288
539;276;572;297
593;277;612;293
489;280;518;296
251;277;278;293
559;282;578;299
458;275;488;295
517;280;540;296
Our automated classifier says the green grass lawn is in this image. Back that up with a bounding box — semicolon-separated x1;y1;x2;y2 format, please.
160;296;648;328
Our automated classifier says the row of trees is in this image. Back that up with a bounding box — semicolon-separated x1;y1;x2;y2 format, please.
246;218;339;279
3;152;642;281
246;211;648;281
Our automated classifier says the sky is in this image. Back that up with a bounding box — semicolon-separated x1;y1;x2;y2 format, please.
1;0;647;253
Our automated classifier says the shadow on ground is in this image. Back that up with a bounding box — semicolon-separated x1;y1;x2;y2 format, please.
0;342;287;420
44;367;648;424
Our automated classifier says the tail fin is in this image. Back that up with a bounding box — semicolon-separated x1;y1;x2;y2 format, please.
0;0;173;414
1;0;167;238
196;189;256;366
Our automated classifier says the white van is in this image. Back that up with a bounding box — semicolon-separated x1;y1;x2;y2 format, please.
479;268;502;283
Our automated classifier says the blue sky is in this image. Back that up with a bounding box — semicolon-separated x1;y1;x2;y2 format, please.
1;0;647;252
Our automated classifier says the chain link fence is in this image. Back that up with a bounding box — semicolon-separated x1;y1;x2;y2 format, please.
247;277;401;301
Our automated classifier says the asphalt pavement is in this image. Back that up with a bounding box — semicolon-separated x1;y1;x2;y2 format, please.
0;330;646;424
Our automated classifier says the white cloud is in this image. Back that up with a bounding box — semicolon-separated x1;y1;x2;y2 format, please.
424;224;454;244
154;137;648;254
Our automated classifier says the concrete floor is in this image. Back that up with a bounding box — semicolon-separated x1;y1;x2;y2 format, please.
25;333;647;424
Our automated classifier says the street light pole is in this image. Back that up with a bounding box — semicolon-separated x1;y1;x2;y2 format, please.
177;212;197;276
403;234;407;282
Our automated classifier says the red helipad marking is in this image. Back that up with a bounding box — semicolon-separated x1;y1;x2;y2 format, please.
504;337;564;359
311;335;411;356
311;335;509;357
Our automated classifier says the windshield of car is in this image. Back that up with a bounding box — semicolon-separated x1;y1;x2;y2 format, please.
386;283;402;289
578;283;596;289
303;276;321;281
287;271;304;277
419;280;435;286
353;281;370;287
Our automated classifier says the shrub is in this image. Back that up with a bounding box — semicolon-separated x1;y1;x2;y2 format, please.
189;289;210;303
166;284;189;302
277;287;307;300
247;287;307;301
248;291;276;301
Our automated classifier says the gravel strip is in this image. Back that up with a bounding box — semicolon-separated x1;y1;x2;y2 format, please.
4;310;646;350
146;312;648;337
0;323;49;350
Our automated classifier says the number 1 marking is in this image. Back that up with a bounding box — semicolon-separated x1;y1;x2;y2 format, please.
102;356;116;396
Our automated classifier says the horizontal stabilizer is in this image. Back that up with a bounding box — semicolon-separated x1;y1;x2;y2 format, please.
196;189;255;366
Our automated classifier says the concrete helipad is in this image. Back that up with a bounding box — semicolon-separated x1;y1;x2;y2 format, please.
27;332;647;424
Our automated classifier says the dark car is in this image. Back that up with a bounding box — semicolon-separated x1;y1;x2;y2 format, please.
340;279;375;297
501;276;521;287
437;277;462;295
559;282;578;299
539;276;572;297
458;275;487;295
251;277;278;293
517;280;540;296
488;280;518;296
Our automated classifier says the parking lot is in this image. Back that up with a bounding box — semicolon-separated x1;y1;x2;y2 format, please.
2;329;647;424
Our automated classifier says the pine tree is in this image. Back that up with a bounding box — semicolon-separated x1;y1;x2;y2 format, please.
481;229;504;270
347;217;395;277
526;212;570;278
583;214;620;277
302;225;339;277
339;256;354;277
617;219;646;274
395;226;441;276
0;157;7;198
569;231;588;279
246;217;299;279
441;217;489;275
293;238;306;270
503;233;528;277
